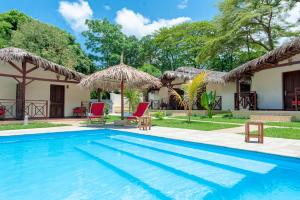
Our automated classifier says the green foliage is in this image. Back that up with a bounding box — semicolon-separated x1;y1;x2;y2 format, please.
83;19;144;68
197;0;300;70
153;111;165;120
138;63;162;78
0;10;30;48
124;89;141;113
152;21;215;71
171;73;206;122
11;20;94;73
201;91;217;118
104;103;110;116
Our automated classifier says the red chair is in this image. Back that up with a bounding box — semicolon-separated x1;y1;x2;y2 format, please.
88;102;105;124
73;107;86;117
292;87;300;110
0;106;5;119
126;102;150;123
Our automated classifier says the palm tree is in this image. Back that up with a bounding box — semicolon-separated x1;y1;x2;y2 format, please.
170;72;206;122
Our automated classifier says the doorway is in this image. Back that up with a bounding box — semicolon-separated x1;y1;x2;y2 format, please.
283;70;300;110
50;85;65;118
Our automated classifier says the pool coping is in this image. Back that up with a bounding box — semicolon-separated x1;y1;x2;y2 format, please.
0;125;300;159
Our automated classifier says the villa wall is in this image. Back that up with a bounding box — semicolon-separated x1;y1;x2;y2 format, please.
206;82;235;111
0;60;90;117
251;54;300;110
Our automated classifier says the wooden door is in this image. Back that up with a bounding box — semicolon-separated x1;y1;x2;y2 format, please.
283;71;300;110
50;85;65;118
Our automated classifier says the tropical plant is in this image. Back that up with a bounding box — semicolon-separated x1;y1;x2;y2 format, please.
153;111;166;120
170;72;206;122
124;89;141;113
201;91;217;118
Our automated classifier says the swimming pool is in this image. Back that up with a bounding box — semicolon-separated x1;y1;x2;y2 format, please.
0;129;300;200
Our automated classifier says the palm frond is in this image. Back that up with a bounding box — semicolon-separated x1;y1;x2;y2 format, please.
170;88;186;108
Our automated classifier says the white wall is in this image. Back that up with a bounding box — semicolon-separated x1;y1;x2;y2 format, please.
206;82;235;111
251;54;300;110
0;60;90;117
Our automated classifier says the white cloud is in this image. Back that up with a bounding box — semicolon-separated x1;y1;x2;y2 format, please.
104;5;111;11
286;2;300;25
115;8;191;38
58;0;93;32
177;0;188;9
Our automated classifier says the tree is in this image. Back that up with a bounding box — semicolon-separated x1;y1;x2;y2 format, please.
197;0;300;70
11;20;94;73
0;10;30;48
170;72;206;122
153;21;215;71
138;64;162;78
83;19;144;68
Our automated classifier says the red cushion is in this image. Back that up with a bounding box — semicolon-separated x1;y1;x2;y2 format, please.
90;102;105;116
132;102;149;117
0;108;5;115
73;107;85;113
292;100;300;105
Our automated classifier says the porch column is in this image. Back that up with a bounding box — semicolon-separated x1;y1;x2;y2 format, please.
235;78;240;110
16;61;26;120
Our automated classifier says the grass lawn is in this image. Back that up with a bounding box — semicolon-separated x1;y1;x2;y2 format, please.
172;116;247;124
0;122;70;131
152;119;240;131
266;121;300;128
254;128;300;140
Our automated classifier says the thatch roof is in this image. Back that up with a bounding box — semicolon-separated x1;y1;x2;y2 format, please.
0;47;84;81
80;63;161;91
225;38;300;81
162;67;227;84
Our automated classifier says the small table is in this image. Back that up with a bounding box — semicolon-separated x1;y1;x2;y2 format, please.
245;121;264;143
138;116;151;130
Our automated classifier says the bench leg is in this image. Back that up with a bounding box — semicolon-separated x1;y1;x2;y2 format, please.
245;123;249;142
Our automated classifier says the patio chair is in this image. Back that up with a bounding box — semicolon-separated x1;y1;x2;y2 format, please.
73;106;87;118
0;106;5;120
88;102;105;125
126;102;150;124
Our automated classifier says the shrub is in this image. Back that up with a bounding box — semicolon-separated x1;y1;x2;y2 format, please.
153;111;166;120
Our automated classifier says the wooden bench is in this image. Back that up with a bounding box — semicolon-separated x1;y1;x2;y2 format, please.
250;115;293;122
245;121;264;143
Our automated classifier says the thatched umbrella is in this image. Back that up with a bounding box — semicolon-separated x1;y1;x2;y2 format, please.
80;59;161;119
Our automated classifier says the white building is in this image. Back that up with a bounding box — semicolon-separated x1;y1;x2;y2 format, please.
149;38;300;120
0;47;90;119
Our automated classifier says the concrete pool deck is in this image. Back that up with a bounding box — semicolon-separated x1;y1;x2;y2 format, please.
0;123;300;159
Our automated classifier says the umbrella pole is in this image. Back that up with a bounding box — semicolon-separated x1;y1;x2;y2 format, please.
121;79;124;120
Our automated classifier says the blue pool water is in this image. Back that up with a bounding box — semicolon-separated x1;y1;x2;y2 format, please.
0;130;300;200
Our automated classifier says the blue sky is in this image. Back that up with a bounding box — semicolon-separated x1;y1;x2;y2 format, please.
0;0;219;46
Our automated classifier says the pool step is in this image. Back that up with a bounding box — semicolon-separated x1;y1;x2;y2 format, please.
94;139;244;188
110;135;276;174
76;145;212;200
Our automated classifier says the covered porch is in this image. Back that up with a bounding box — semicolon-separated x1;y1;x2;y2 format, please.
0;47;87;120
227;38;300;113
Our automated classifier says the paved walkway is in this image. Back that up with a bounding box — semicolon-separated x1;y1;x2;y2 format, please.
1;123;300;159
